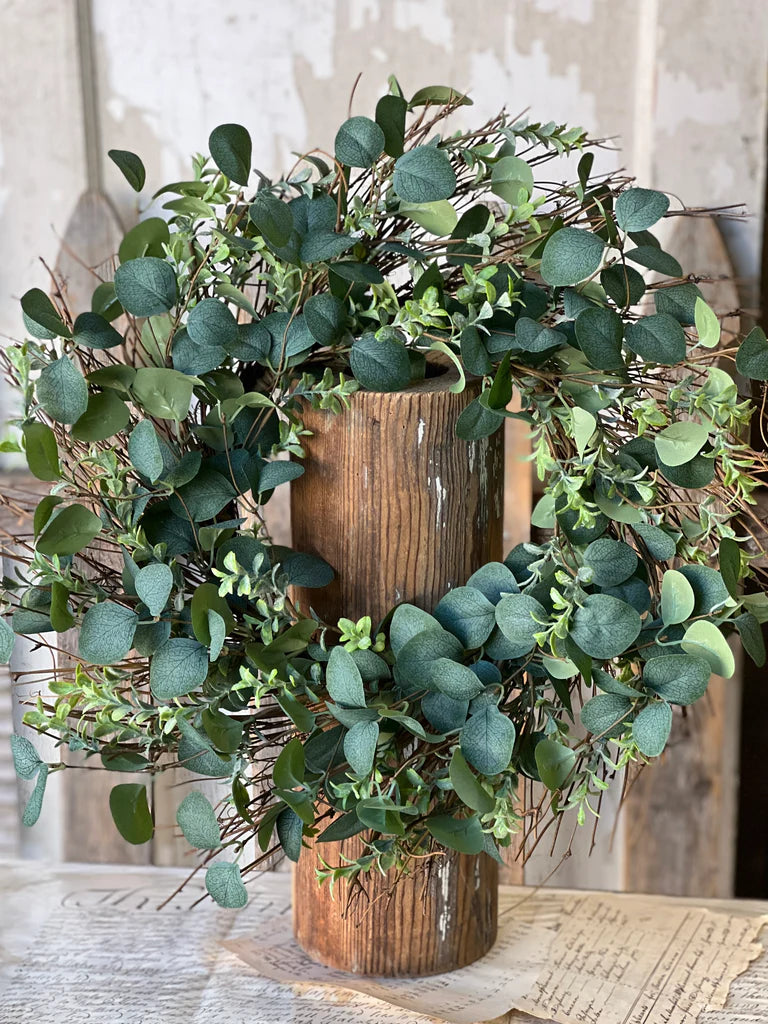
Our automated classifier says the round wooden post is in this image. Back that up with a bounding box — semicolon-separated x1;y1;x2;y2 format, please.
290;370;504;977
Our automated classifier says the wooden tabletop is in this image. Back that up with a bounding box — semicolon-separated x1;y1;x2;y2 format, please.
0;861;766;1024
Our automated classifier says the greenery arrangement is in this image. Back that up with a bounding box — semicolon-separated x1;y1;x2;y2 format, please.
5;79;768;909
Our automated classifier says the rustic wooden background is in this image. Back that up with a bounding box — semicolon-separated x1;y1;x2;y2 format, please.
2;0;767;896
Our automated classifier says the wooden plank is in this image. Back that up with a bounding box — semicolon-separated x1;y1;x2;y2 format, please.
291;370;503;975
500;411;531;886
623;216;742;897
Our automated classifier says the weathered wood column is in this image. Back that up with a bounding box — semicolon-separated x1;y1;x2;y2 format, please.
290;369;504;976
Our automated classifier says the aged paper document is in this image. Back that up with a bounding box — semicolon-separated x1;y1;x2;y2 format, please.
0;863;436;1024
226;890;555;1024
226;887;768;1024
510;891;767;1024
1;862;766;1024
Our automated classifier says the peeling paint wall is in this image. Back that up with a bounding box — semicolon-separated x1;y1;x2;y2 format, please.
1;0;766;875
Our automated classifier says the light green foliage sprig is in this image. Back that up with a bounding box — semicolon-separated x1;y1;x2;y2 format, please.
4;77;768;907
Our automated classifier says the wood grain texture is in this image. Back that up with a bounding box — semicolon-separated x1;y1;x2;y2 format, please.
291;371;504;624
291;370;504;975
624;216;741;897
293;843;498;977
499;403;531;887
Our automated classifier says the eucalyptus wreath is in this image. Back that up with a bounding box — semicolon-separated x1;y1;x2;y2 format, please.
4;78;768;908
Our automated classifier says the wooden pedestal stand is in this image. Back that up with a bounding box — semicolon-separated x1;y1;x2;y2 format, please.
290;370;504;976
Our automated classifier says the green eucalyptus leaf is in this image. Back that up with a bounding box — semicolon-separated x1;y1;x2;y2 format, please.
375;94;407;157
681;620;735;678
22;764;49;826
79;601;138;665
70;390;130;442
398;200;457;235
390;604;441;657
581;693;632;738
430;658;485;700
694;297;721;349
109;783;153;844
422;691;469;733
615;188;669;232
249;192;293;247
49;581;74;632
114;257;177;317
734;612;766;667
624;313;686;365
584;539;637;588
632;701;672;757
205;861;248;907
574;307;624;371
128;420;164;483
171;466;235;521
449;747;495;813
0;618;15;664
571;407;597;458
119;217;170;263
654;421;710;467
11;734;43;780
735;326;768;381
150;637;209;699
393;146;456;203
21;288;71;339
570;594;641;659
600;264;646;307
202;707;242;752
660;570;695;625
135;563;173;618
634;523;676;561
258;460;304;493
396;627;463;694
540;227;605;287
643;654;711;704
719;538;741;599
72;311;123;350
326;646;366;708
426;813;484;855
434;586;496;648
494;594;547;657
23;422;60;481
409;85;472;107
334;116;385;168
535;738;576;791
350;333;411;392
455;399;504;440
344;720;380;775
176;791;221;850
276;807;304;862
37;504;102;557
466;562;519;604
299;230;355;263
108;149;146;191
133;368;198;419
209;123;252;185
207;609;226;662
303;293;346;345
133;618;171;657
187;298;238;350
678;565;730;615
460;705;515;776
491;156;533;203
625;245;682;277
37;357;88;424
655;282;702;325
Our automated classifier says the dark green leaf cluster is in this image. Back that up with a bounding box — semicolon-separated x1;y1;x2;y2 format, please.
5;77;768;907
